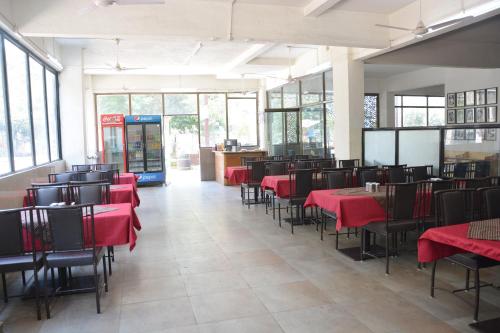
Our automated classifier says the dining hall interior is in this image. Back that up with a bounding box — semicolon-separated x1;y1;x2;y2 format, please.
0;0;500;332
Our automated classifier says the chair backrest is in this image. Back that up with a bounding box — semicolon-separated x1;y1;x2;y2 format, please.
385;182;418;221
94;163;117;171
246;160;266;183
49;172;79;183
480;187;500;219
323;170;351;189
102;169;119;184
454;177;491;189
72;164;92;172
474;161;491;178
314;159;333;170
43;205;94;252
27;186;68;206
411;166;432;182
81;171;105;182
453;162;469;178
359;169;379;186
382;164;407;169
420;180;454;217
70;183;110;205
266;162;287;176
293;154;309;161
387;167;407;183
290;169;314;198
338;159;359;168
295;160;313;169
0;208;28;256
435;189;475;226
268;155;283;161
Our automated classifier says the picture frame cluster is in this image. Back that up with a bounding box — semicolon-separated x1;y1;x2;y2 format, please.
450;128;496;141
446;88;497;124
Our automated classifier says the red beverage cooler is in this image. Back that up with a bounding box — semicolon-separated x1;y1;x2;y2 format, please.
101;114;126;171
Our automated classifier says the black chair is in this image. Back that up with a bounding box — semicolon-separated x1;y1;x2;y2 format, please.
268;155;284;161
474;161;490;178
70;183;111;205
314;159;334;171
277;169;314;234
418;180;454;234
241;161;266;208
293;154;309;161
81;171;106;183
102;169;119;185
361;182;420;274
358;167;380;186
38;205;108;318
387;167;407;183
240;156;260;166
478;187;500;219
72;165;92;172
0;208;43;320
430;189;499;322
409;166;433;182
94;163;118;171
26;186;69;206
453;162;469;178
48;172;79;183
295;160;313;169
338;159;359;168
382;164;407;169
264;162;288;218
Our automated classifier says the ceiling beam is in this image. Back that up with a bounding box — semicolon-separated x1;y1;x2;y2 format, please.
303;0;343;17
219;42;275;74
247;57;290;66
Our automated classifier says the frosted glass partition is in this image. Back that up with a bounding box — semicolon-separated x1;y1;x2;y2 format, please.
364;130;396;166
399;130;441;175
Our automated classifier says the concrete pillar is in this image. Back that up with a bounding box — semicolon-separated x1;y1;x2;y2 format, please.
331;47;364;160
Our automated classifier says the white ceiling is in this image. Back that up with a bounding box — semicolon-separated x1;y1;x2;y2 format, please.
364;64;427;78
334;0;415;13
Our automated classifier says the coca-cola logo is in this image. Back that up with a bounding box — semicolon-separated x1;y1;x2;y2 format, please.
101;114;123;124
134;116;140;121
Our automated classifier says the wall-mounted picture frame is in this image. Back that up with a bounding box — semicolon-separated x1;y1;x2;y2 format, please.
487;106;497;123
476;129;484;141
465;108;475;123
466;129;476;140
486;87;497;105
456;109;465;123
485;128;496;141
466;91;475;106
475;89;486;105
447;93;456;108
475;107;486;123
446;109;456;124
456;92;465;107
455;129;465;140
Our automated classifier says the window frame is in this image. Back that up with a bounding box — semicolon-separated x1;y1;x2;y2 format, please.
395;94;445;128
0;31;61;177
364;93;379;129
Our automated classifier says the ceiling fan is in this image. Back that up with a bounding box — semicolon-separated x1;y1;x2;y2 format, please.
264;46;297;83
79;0;164;15
375;0;472;37
85;38;146;72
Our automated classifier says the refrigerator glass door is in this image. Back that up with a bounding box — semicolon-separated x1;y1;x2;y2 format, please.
103;126;124;171
127;124;145;172
145;123;163;172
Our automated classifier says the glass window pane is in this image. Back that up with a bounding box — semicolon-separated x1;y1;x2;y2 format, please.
96;94;129;149
5;39;32;170
227;98;257;146
399;129;440;174
227;92;257;98
283;82;299;108
428;108;445;126
394;95;402;106
268;88;282;108
325;103;334;157
364;94;378;128
428;96;445;107
301;74;323;105
29;58;49;165
324;70;333;101
164;94;197;115
199;93;226;147
265;112;284;156
0;50;9;174
301;105;324;157
395;108;402;127
402;108;427;127
131;94;162;115
364;130;396;166
46;70;59;161
402;96;427;106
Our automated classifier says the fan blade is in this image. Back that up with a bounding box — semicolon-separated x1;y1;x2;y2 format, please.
120;67;147;71
427;16;472;30
375;24;413;31
116;0;164;5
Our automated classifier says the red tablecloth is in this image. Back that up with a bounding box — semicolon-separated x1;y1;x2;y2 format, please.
304;189;385;231
225;166;249;185
418;223;500;263
261;175;293;198
110;184;140;208
119;173;139;188
93;203;141;251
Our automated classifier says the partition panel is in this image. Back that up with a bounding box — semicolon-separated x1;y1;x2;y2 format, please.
363;130;395;166
399;129;440;174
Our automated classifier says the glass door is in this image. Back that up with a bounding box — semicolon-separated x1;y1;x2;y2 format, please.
164;115;199;172
103;126;124;171
126;124;145;172
265;112;284;156
145;123;163;172
301;105;325;157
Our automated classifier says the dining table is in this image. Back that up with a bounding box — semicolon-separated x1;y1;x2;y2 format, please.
119;172;139;188
225;166;249;185
110;184;140;208
261;175;293;198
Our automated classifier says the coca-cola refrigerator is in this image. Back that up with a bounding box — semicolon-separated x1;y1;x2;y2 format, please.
100;114;126;171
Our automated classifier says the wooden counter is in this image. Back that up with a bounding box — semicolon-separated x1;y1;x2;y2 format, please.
215;150;267;185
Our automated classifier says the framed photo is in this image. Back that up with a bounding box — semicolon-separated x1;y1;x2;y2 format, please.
446;109;456;124
456;109;465;123
466;91;475;106
485;129;496;141
456;92;465;107
475;89;486;105
447;93;456;108
466;129;475;140
455;129;465;140
465;108;475;123
476;129;484;141
475;107;486;123
486;87;497;105
487;106;497;123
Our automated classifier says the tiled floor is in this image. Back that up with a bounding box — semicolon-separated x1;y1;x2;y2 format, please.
2;176;500;332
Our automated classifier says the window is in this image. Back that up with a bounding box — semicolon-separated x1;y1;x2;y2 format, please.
301;74;323;105
199;94;226;147
0;53;9;174
326;102;334;155
228;98;258;146
364;94;379;128
164;94;197;115
283;81;299;108
324;70;333;101
131;94;162;115
45;70;59;161
96;94;129;146
301;104;324;157
29;58;50;165
267;88;282;108
395;95;445;127
5;39;32;170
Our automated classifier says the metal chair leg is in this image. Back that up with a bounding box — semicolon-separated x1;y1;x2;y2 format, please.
1;273;7;303
431;261;437;298
107;247;113;276
385;234;390;275
22;271;26;286
290;204;294;234
33;268;41;320
474;269;480;322
103;256;109;293
94;263;101;314
278;203;281;227
465;269;470;291
43;266;50;319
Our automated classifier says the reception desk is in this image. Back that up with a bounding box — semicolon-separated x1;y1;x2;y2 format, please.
215;150;267;185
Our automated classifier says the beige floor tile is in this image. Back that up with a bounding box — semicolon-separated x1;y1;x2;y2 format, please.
177;255;233;275
198;314;284;333
240;263;306;288
183;270;249;296
227;249;285;269
121;275;187;304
